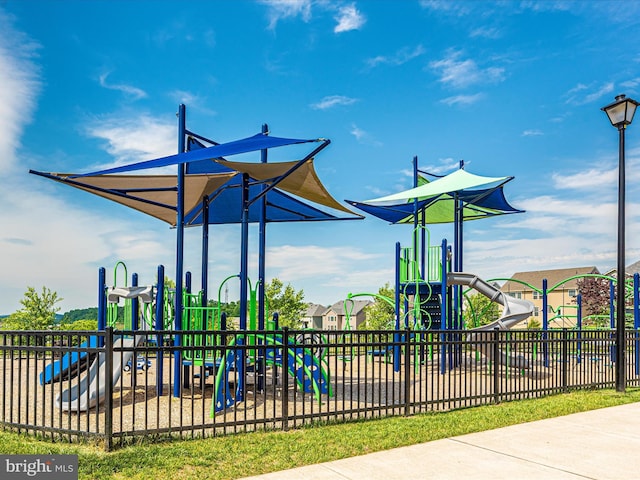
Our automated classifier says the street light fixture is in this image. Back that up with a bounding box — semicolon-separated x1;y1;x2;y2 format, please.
601;94;639;393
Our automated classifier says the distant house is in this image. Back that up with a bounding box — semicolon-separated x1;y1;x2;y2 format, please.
301;303;327;329
322;299;372;330
501;266;600;328
604;259;640;279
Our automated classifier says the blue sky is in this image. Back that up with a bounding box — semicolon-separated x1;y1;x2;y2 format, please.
2;1;640;313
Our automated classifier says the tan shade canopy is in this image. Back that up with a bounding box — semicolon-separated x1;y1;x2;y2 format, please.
214;158;356;215
45;172;237;226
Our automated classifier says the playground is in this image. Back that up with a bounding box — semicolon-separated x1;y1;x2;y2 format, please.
3;104;640;449
1;323;631;448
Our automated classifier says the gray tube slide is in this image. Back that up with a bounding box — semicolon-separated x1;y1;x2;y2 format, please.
447;272;535;368
56;334;144;412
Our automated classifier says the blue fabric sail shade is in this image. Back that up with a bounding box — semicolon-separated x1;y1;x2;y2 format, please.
73;133;324;177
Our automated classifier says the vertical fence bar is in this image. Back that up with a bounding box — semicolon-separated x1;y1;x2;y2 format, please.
542;279;549;367
561;328;568;392
282;327;289;431
104;327;113;451
493;328;500;404
404;328;411;416
635;274;639;377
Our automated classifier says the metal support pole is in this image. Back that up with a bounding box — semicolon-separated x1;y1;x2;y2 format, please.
615;124;627;393
173;103;186;398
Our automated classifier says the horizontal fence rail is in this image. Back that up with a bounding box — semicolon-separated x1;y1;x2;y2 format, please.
0;327;636;450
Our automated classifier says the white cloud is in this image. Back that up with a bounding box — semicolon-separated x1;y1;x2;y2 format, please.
0;10;41;174
365;45;425;69
440;93;484;106
260;0;312;29
349;123;382;146
522;129;544;136
334;3;366;33
430;50;505;89
98;72;147;100
470;26;502;39
621;77;640;90
263;244;392;304
419;0;472;16
169;90;217;116
84;113;177;170
310;95;358;110
565;81;614;105
551;155;640;190
423;157;461;175
552;167;616;190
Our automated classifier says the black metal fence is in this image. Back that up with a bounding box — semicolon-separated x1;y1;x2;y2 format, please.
1;327;636;450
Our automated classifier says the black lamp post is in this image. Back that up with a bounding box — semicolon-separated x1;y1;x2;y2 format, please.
601;94;639;393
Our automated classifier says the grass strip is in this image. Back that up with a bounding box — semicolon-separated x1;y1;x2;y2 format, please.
0;388;638;480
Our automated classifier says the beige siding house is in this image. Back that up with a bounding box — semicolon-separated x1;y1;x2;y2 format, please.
301;303;326;329
501;266;600;328
301;300;372;330
322;300;372;330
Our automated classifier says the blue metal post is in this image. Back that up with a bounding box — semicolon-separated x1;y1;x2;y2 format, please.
610;280;615;328
131;273;139;331
412;156;419;274
394;241;401;372
236;172;250;403
257;124;269;392
610;280;616;365
173;103;186;398
542;279;548;367
155;265;165;396
259;123;268;331
576;293;582;364
98;267;106;347
201;196;209;306
635;274;639;376
440;240;448;374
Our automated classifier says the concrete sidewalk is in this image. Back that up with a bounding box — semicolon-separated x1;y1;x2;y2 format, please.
241;402;640;479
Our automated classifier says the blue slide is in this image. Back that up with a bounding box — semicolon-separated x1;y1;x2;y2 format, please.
39;335;98;385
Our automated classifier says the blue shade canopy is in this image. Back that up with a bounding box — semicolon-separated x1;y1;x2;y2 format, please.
73;133;323;177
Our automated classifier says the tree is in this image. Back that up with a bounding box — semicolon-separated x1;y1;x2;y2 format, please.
3;286;62;330
265;278;305;328
59;319;98;331
463;291;500;328
61;308;98;324
576;276;613;327
361;283;395;330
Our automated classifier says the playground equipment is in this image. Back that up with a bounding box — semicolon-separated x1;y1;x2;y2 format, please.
39;335;99;385
447;272;534;368
56;334;144;412
42;261;167;410
180;274;334;415
211;332;332;415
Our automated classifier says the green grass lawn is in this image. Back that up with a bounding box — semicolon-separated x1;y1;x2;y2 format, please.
1;388;639;480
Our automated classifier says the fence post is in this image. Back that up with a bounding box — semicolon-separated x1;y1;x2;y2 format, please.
493;328;500;404
104;327;113;451
562;328;568;392
404;327;411;416
282;327;289;431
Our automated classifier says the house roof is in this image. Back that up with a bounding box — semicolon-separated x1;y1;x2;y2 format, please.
304;303;328;317
501;266;600;292
329;299;372;316
605;259;640;277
